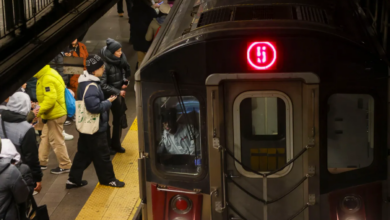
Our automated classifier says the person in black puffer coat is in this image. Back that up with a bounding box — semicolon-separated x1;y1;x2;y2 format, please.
67;55;125;189
130;0;157;68
100;38;131;154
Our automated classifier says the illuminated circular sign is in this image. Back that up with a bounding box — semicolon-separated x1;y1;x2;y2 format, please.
247;42;277;70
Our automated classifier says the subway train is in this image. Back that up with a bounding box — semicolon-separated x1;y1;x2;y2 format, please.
135;0;390;219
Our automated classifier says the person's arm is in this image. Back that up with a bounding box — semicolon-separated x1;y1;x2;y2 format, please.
189;125;199;155
157;135;166;154
100;70;121;96
84;85;112;114
37;78;57;118
9;166;30;204
19;128;43;183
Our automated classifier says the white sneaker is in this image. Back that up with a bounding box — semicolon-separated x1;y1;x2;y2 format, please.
62;130;74;141
64;120;72;126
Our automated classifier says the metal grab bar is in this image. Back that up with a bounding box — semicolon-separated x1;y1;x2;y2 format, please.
156;187;200;194
222;144;311;177
227;174;311;205
228;201;313;220
227;202;247;220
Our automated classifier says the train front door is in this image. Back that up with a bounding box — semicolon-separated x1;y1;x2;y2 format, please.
209;73;320;220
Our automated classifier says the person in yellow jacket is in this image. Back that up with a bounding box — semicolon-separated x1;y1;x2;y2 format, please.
34;65;72;174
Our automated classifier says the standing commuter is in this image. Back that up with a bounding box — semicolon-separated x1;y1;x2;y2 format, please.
50;52;74;140
100;38;131;154
34;65;72;174
117;0;133;17
0;92;43;193
130;0;158;69
65;39;89;95
67;55;125;188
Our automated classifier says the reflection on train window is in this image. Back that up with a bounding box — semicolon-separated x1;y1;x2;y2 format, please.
240;97;287;172
154;96;201;175
327;94;374;174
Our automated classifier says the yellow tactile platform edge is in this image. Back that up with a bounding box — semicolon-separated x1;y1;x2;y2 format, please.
76;118;141;220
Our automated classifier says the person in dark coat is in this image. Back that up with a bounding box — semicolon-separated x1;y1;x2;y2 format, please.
50;53;69;86
100;38;131;154
0;92;43;194
25;77;38;102
0;156;30;220
67;55;125;189
129;0;158;68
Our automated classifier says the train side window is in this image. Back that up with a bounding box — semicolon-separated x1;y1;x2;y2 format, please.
327;94;374;174
233;91;293;178
153;96;201;175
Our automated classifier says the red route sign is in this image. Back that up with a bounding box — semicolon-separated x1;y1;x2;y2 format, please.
247;42;277;70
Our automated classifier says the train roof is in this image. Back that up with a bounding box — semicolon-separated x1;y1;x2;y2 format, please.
136;0;387;83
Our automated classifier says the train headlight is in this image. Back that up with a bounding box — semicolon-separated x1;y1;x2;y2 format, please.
171;195;193;214
340;195;362;213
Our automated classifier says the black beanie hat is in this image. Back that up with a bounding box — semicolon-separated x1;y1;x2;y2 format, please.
86;54;104;74
106;38;122;54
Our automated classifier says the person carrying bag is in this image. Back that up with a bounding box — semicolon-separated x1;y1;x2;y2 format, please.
75;83;100;135
66;55;125;189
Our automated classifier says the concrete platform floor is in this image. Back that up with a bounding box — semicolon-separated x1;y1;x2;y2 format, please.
34;3;137;220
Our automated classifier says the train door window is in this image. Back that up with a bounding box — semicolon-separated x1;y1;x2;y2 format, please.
233;91;293;178
327;94;374;174
154;96;201;175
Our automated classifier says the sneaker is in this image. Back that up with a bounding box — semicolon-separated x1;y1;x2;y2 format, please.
112;147;126;153
64;120;71;126
63;130;74;141
40;166;47;170
51;167;70;174
103;179;125;188
118;13;124;17
66;180;88;189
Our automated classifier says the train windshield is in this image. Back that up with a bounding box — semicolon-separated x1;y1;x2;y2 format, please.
239;97;288;172
154;96;201;175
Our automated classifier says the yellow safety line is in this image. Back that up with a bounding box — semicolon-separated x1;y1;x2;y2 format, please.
76;118;140;220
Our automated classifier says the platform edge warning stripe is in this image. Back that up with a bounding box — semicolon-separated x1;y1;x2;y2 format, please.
76;118;140;220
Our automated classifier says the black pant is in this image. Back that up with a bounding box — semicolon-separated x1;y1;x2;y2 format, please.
107;97;126;151
68;132;116;185
117;0;133;15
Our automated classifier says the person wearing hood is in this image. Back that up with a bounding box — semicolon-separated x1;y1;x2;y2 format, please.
0;156;30;220
0;92;43;194
67;55;125;189
34;65;72;174
100;38;131;154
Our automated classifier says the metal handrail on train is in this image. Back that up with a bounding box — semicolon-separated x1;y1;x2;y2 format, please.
227;174;312;205
222;143;313;177
228;201;311;220
222;144;314;220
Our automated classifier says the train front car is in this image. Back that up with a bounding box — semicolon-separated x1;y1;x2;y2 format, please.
135;0;389;219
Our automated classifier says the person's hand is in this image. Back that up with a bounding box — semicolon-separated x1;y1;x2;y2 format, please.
34;182;42;193
120;90;126;98
121;84;127;89
31;102;36;109
68;89;75;97
33;108;39;116
152;3;160;8
64;52;71;57
108;95;117;102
